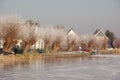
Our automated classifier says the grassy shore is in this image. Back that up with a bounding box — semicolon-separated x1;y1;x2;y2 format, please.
1;49;120;67
1;48;120;64
0;53;43;67
0;52;90;65
100;48;120;55
42;52;90;58
0;53;42;62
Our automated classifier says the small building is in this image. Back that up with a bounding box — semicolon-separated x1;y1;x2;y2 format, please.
34;39;45;49
0;39;4;48
94;29;109;50
67;29;79;38
94;29;108;40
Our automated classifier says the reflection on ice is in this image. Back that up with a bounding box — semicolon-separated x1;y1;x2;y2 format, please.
0;55;120;80
92;54;120;58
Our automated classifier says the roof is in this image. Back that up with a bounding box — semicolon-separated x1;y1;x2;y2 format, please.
67;29;79;40
94;29;108;39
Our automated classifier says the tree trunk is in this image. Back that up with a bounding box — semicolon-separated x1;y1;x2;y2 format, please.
68;41;75;51
45;42;49;53
23;44;29;54
52;41;60;53
3;42;10;52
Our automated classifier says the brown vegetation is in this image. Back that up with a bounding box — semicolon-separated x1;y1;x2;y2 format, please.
67;31;80;51
100;48;120;55
113;38;120;48
0;15;22;53
0;15;114;55
0;16;39;54
88;38;95;50
20;25;38;53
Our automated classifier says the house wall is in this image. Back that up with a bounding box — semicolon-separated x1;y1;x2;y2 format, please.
16;40;22;47
35;39;45;49
0;40;4;48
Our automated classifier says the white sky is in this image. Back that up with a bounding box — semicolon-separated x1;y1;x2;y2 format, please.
0;0;120;36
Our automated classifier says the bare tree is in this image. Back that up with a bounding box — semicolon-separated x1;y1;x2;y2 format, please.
18;20;39;53
67;30;80;51
95;37;108;50
39;26;52;53
0;15;24;53
51;25;67;52
113;38;120;48
88;38;96;50
102;37;108;50
39;25;67;53
80;34;94;50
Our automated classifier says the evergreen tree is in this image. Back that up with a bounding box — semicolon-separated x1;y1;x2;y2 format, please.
105;30;115;48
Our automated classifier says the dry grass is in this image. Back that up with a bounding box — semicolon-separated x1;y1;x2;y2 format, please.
42;53;90;58
100;48;120;55
2;53;42;61
0;52;90;67
0;53;42;65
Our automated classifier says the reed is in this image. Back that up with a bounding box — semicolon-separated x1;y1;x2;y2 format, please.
0;53;42;63
100;48;120;55
0;52;90;67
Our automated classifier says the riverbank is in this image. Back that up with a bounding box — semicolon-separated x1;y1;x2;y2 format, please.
1;49;120;64
42;51;90;58
1;52;120;80
0;52;90;65
0;53;42;66
100;48;120;55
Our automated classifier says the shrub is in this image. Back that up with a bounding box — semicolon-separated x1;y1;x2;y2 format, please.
36;49;45;53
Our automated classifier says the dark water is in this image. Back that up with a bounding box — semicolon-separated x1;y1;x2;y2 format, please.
0;55;120;80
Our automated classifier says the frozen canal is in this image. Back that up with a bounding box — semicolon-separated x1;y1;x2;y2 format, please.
0;55;120;80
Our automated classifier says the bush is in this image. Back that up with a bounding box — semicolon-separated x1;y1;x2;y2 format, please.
36;49;45;53
13;47;23;54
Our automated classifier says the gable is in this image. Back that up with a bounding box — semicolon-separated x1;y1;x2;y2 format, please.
94;29;108;39
97;31;105;37
68;29;79;38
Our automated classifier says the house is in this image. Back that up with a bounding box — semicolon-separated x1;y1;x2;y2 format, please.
67;28;79;38
34;39;45;49
94;29;108;40
0;39;4;48
94;29;109;50
26;20;40;27
16;40;22;47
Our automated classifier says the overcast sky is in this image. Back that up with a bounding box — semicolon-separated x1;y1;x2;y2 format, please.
0;0;120;36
